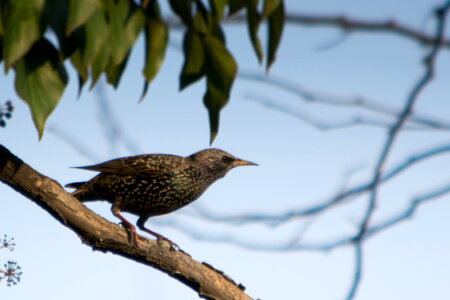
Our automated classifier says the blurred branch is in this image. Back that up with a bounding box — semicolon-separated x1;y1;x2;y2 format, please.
186;142;450;225
49;81;141;163
211;12;450;47
245;93;431;131
283;13;450;47
356;1;450;240
154;180;450;252
47;125;102;162
167;10;450;47
94;81;140;156
346;244;362;300
0;145;251;300
239;72;450;131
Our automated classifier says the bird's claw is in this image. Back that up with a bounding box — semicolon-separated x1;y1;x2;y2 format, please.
157;236;179;250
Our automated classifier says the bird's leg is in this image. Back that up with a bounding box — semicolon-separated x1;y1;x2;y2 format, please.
112;206;139;246
137;217;179;250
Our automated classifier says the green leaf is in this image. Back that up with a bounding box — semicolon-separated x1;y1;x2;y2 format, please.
106;52;130;88
168;0;192;25
63;7;108;93
245;0;263;63
209;0;227;20
192;7;210;34
266;0;284;71
45;0;84;59
66;0;100;35
13;39;68;139
204;80;226;144
82;8;108;66
261;0;280;19
69;36;88;95
228;0;245;16
180;31;206;90
0;1;4;36
3;0;46;71
106;0;144;66
202;34;237;144
90;44;109;89
141;15;168;101
203;35;236;92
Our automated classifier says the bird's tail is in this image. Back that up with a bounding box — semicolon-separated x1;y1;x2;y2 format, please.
65;181;95;202
65;182;85;189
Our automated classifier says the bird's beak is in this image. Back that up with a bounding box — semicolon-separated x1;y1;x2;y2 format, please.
232;158;258;167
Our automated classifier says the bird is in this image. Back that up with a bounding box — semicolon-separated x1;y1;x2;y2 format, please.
66;148;257;248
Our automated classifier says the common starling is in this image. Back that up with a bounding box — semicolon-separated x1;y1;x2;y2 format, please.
66;149;257;247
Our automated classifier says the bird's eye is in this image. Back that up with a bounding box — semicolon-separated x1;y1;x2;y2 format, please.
222;155;233;163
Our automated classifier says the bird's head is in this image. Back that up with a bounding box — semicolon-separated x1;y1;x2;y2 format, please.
188;149;257;179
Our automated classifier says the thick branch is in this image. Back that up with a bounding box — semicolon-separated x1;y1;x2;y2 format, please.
0;145;251;300
167;12;450;47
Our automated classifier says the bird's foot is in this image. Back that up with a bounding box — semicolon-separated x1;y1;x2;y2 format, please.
119;221;140;247
156;236;179;251
139;226;179;250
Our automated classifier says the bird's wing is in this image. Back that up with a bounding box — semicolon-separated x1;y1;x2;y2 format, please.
74;154;184;176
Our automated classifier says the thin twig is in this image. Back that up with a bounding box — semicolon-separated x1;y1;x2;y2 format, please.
239;72;450;131
356;1;450;240
185;142;450;225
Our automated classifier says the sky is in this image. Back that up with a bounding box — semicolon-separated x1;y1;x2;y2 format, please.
1;0;450;299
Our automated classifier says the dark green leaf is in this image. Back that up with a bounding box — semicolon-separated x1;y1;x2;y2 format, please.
3;0;46;71
209;0;227;20
141;17;168;101
266;0;284;71
0;1;4;35
13;39;68;139
106;0;144;66
192;9;209;34
202;34;237;144
203;35;236;92
168;0;192;25
262;0;280;19
180;31;206;90
69;39;88;95
204;80;226;144
82;9;108;66
90;44;109;89
228;0;245;16
45;0;84;59
66;0;100;35
106;52;130;88
246;0;263;63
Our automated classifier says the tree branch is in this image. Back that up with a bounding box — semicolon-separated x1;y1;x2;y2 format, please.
0;145;251;300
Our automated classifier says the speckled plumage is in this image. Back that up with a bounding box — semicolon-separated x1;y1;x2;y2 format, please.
66;149;256;246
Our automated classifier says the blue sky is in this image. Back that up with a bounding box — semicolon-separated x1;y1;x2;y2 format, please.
2;0;450;299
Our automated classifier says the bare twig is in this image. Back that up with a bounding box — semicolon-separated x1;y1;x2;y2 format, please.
184;12;450;48
153;180;450;252
245;93;431;131
94;82;140;156
185;142;450;225
356;1;450;239
345;243;362;300
239;72;450;131
348;4;450;298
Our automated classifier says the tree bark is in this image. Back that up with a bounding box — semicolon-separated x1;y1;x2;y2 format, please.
0;145;252;300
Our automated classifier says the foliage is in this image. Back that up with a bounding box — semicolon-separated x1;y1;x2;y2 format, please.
0;0;285;142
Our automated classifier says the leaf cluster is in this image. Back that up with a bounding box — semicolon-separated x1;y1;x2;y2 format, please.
0;0;284;142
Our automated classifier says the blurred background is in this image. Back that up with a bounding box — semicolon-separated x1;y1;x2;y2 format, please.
1;0;450;299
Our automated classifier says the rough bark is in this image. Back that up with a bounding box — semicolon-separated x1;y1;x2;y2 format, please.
0;145;252;300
